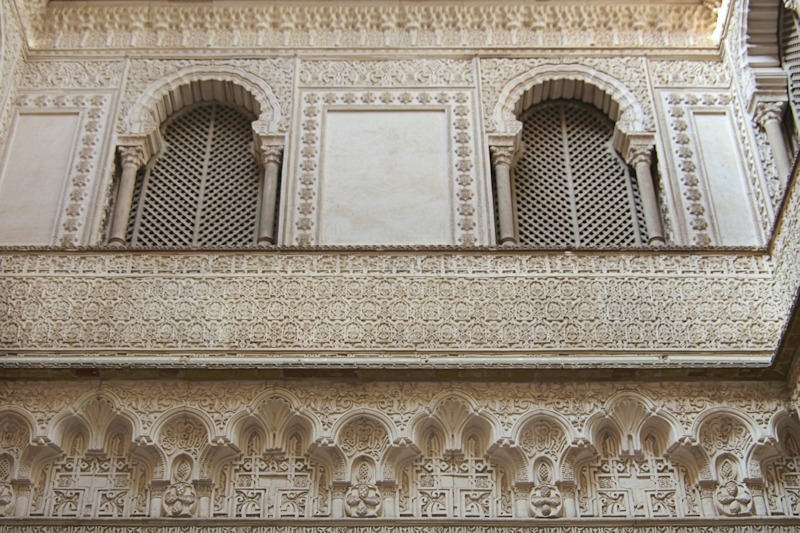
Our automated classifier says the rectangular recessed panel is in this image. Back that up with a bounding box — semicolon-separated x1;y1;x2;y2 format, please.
0;112;80;245
319;109;452;246
694;112;761;246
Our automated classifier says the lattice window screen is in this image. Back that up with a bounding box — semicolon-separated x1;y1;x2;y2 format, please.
514;100;644;247
128;103;260;247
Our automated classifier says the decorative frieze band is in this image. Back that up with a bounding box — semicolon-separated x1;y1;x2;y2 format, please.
0;380;795;521
0;249;780;355
39;3;719;51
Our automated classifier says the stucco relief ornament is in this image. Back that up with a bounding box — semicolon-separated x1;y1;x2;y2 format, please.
163;481;197;517
345;465;382;518
715;480;753;516
0;483;12;515
530;484;562;518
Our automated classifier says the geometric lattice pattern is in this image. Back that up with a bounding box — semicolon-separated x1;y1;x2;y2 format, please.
516;101;644;247
128;103;260;247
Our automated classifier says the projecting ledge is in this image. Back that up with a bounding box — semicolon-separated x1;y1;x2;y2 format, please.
2;516;800;531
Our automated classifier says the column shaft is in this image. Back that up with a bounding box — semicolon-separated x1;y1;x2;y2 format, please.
257;145;283;245
627;146;665;246
108;147;144;247
763;119;792;186
491;147;517;245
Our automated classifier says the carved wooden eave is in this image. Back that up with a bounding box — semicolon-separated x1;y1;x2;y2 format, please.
16;0;726;53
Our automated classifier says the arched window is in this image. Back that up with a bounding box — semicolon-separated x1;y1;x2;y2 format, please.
512;100;646;247
126;102;261;247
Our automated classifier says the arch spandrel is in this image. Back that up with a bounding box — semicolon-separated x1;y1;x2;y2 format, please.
492;64;650;143
124;65;283;146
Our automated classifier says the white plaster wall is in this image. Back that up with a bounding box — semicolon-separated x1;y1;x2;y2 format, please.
0;112;79;245
319;109;453;246
694;112;761;246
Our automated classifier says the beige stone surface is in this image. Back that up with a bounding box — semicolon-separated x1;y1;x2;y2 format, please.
319;110;452;245
0;112;79;245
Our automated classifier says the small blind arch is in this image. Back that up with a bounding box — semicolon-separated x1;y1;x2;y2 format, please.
127;101;261;247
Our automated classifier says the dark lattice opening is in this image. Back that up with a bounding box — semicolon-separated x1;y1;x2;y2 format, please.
128;102;260;247
512;100;645;248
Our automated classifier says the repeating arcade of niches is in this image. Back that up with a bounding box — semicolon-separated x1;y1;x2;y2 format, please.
1;391;799;520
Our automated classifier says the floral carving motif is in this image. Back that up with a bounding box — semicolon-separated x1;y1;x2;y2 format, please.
40;3;719;51
163;482;196;517
530;484;562;518
715;480;753;516
344;483;382;518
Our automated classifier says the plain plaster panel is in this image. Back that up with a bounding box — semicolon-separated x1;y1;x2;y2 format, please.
693;112;760;246
319;109;452;245
0;112;80;245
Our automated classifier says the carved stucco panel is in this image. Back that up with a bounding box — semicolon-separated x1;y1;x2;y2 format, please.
284;89;486;246
656;90;769;246
299;59;474;88
0;252;779;355
116;59;294;135
648;59;732;88
19;61;124;90
38;3;720;51
7;93;113;247
479;57;655;134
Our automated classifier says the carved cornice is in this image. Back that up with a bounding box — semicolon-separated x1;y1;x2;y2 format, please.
2;518;800;531
36;2;720;51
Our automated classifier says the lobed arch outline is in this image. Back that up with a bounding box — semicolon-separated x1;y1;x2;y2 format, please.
330;408;398;447
690;407;763;480
0;407;37;443
492;63;648;142
583;391;683;457
409;390;502;448
510;410;575;482
225;387;322;447
125;65;283;142
690;407;763;449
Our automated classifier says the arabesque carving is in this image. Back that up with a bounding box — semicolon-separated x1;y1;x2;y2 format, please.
0;380;795;522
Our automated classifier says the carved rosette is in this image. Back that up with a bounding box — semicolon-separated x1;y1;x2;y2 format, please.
715;480;753;516
345;483;382;518
529;484;562;518
163;481;197;517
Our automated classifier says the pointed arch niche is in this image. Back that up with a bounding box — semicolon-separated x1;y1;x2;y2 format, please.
490;68;665;248
109;68;285;247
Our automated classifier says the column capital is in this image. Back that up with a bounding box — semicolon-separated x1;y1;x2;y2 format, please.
490;145;515;167
786;0;800;17
258;143;284;166
626;144;654;167
754;101;786;130
118;145;147;168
